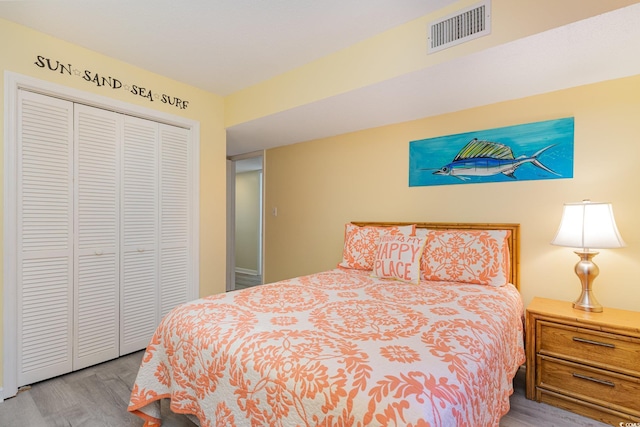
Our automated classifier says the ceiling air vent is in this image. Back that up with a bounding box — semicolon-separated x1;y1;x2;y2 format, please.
428;0;491;54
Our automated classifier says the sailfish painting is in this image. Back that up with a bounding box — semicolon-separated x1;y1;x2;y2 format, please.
432;138;559;181
409;117;574;187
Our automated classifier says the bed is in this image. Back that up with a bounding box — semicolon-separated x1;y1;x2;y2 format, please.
128;222;525;427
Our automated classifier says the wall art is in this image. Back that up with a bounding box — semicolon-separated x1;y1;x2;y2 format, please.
409;117;574;187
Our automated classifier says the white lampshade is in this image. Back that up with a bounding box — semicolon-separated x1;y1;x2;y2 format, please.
551;200;626;250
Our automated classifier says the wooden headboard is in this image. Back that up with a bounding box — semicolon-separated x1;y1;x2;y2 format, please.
351;222;521;291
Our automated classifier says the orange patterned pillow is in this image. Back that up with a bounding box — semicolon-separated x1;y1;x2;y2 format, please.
418;229;511;286
338;224;415;270
372;233;426;284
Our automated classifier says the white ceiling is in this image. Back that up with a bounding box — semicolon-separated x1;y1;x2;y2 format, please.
0;0;457;95
2;1;640;156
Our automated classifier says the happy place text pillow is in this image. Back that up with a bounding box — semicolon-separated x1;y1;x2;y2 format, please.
339;223;415;270
372;233;426;284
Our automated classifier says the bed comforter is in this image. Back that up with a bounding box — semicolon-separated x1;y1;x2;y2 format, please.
128;268;525;427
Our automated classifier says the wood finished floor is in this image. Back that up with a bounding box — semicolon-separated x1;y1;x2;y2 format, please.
0;351;610;427
233;271;262;290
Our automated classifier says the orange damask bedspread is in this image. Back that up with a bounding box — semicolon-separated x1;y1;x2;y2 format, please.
128;268;525;427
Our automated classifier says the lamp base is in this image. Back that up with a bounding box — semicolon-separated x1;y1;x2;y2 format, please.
572;293;603;313
572;251;603;313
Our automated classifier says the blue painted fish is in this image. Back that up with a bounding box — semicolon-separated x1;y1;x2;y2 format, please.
431;138;559;181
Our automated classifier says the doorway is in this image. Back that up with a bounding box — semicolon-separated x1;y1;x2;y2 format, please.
227;153;264;291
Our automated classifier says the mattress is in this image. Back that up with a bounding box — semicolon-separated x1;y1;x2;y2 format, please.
128;267;525;426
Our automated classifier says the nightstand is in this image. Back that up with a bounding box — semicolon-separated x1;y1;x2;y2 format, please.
525;297;640;425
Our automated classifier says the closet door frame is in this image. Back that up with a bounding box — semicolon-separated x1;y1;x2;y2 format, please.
3;72;200;400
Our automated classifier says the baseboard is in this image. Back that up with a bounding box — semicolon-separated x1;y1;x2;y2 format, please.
235;267;258;276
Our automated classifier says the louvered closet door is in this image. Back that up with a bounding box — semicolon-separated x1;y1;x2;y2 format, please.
73;105;120;369
120;116;159;354
159;124;191;317
17;91;74;387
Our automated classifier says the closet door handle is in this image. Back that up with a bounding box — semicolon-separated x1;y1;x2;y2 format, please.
137;247;145;253
95;250;103;256
572;337;615;348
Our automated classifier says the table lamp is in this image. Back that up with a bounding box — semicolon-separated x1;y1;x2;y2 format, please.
550;200;625;312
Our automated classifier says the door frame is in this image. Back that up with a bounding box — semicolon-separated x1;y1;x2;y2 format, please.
3;71;201;399
226;152;264;291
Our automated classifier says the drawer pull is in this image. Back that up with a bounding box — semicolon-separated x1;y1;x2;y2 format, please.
572;373;615;387
572;337;615;348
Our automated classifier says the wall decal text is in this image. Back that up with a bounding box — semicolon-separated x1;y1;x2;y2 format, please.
34;55;190;109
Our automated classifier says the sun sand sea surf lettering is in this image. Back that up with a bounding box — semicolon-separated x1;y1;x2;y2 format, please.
372;233;426;284
34;55;190;109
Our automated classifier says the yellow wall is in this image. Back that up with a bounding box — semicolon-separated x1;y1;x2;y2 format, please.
264;75;640;312
0;19;227;387
225;0;638;129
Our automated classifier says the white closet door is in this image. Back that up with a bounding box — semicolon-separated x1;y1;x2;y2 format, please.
73;105;120;369
120;116;159;354
159;124;191;317
17;91;74;386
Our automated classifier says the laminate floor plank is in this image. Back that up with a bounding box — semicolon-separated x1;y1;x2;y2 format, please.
68;373;139;426
28;375;81;418
42;404;123;427
500;413;539;427
0;389;48;427
0;352;614;426
234;272;262;290
99;374;139;408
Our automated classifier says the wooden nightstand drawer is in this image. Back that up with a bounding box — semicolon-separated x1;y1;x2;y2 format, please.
538;355;640;416
539;321;640;376
526;298;640;424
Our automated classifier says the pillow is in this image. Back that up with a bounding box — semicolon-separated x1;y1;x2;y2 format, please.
338;224;415;270
418;229;511;287
372;233;426;284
